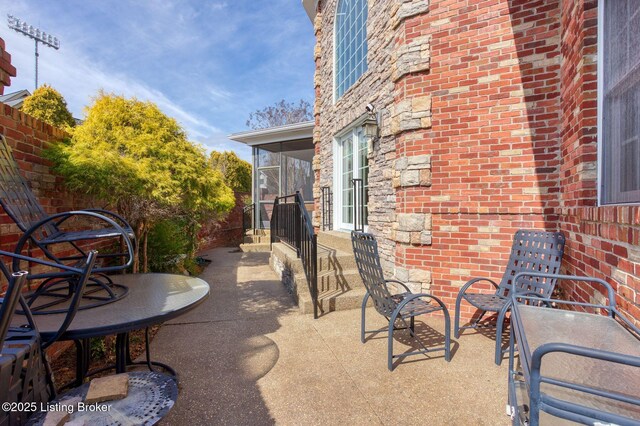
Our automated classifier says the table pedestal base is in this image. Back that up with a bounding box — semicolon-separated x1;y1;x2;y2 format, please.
68;331;176;389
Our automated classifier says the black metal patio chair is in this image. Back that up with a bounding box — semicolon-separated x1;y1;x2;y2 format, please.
0;249;97;425
0;135;134;314
454;229;565;365
351;231;451;371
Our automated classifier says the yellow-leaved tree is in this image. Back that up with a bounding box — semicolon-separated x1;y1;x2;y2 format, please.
22;84;76;129
45;92;235;272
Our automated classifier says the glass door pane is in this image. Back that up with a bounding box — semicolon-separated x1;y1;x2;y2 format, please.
356;128;369;226
341;134;354;226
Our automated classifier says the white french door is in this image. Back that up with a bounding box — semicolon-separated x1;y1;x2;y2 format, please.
334;127;369;230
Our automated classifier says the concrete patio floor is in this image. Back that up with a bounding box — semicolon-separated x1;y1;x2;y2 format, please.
152;248;511;425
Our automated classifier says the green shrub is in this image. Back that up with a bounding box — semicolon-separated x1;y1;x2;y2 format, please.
147;219;192;273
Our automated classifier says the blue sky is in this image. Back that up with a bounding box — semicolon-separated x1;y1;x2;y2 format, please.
0;0;315;161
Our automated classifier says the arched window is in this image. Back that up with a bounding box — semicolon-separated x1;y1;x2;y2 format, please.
334;0;368;100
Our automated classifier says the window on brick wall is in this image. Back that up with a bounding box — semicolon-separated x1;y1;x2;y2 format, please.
599;0;640;204
334;0;368;100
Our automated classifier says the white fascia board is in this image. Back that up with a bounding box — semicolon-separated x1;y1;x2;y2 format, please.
302;0;317;22
228;121;314;146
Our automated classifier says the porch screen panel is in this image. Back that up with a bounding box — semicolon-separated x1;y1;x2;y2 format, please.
281;141;314;202
601;0;640;204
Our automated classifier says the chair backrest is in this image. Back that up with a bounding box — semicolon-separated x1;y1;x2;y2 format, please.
0;135;57;238
497;229;566;298
0;271;28;344
351;231;399;317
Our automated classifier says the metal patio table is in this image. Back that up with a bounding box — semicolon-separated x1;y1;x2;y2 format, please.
507;275;640;425
11;273;210;384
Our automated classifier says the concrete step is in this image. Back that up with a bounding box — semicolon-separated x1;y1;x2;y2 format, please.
243;235;270;244
271;241;359;275
245;229;270;237
240;243;271;253
270;242;366;315
298;287;368;315
313;270;364;293
317;231;354;254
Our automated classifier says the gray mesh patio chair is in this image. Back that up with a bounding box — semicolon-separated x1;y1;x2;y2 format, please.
454;229;565;365
351;231;451;371
0;135;134;314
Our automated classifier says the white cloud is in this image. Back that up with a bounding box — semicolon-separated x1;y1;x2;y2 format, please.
2;14;220;140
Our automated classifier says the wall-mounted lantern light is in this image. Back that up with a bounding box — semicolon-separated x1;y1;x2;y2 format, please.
363;103;380;155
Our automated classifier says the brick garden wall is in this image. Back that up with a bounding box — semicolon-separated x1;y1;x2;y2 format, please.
0;104;112;359
199;191;247;249
0;104;111;280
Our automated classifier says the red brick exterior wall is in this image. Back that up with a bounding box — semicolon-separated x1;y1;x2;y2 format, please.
0;37;17;95
557;0;640;321
313;1;639;323
394;0;564;318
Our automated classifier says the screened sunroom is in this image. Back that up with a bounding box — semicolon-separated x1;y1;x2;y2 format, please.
229;121;314;229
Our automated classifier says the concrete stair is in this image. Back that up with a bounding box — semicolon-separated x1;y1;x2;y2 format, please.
240;230;271;253
317;231;355;254
270;231;367;316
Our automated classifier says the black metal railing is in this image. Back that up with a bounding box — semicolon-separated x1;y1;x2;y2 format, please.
352;178;365;232
321;186;333;231
271;192;318;319
242;203;255;235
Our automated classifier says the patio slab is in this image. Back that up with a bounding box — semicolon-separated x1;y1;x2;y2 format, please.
151;248;510;425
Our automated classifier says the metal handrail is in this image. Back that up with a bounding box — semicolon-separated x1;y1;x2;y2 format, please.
242;203;255;235
270;192;318;318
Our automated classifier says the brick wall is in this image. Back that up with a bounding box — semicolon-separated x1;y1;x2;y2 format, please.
199;191;247;249
0;104;113;359
0;104;111;281
557;0;640;322
0;38;17;95
393;0;564;315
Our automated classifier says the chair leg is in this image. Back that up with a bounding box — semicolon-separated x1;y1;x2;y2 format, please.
361;292;370;343
410;316;415;334
387;315;396;371
495;307;509;366
442;305;451;362
454;292;463;338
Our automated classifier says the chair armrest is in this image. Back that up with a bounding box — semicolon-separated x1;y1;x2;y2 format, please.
457;277;499;297
513;272;616;312
13;211;134;273
395;292;448;313
384;279;412;293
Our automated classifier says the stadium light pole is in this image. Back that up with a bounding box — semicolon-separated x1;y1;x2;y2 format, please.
7;15;60;90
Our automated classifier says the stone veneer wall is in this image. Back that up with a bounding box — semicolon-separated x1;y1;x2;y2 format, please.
313;0;398;275
312;0;639;322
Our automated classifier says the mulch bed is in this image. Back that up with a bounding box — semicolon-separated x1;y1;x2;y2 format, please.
50;325;161;390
